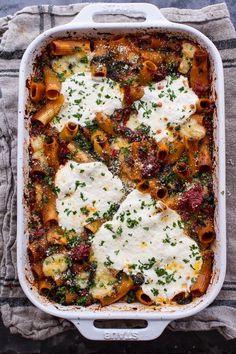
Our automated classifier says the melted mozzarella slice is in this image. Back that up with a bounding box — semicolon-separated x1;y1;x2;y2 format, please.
55;160;124;233
51;72;123;131
180;115;206;140
127;75;198;142
92;190;202;303
31;135;47;167
42;253;69;279
52;52;92;78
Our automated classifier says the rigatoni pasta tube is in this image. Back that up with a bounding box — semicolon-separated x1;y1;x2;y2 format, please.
141;50;163;65
173;161;191;180
91;62;107;78
29;81;45;103
168;140;185;164
32;94;64;125
47;227;68;245
100;273;133;307
191;250;213;297
198;138;212;173
95;112;114;135
197;221;215;244
60;122;79;141
190;50;209;96
30;160;46;177
172;291;188;303
31;262;45;279
109;37;138;62
93;39;108;56
51;39;90;56
124;85;144;105
28;237;47;262
157;139;169;161
91;130;110;160
120;160;141;183
44;66;61;100
196;98;214;113
165;195;178;210
136;289;154;306
34;181;43;210
38;279;52;294
65;291;77;304
67;142;93;163
149;179;168;200
44;136;59;170
139;61;157;85
41;186;58;226
150;36;166;49
130;142;143;182
54;277;66;287
137;179;151;193
84;219;104;233
185;138;199;176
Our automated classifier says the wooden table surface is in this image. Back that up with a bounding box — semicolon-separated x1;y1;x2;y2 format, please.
0;1;235;352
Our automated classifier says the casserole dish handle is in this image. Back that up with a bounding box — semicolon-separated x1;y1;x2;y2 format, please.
70;3;169;24
71;319;170;341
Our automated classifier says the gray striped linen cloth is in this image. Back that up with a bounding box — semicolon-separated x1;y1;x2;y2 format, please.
0;2;235;340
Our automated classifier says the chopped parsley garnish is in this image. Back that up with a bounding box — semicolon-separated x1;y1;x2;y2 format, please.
64;208;77;216
104;224;113;232
104;256;114;267
74;98;82;105
103;203;119;219
80;56;88;64
151;288;159;296
77;296;88;306
96;99;102;105
73;112;82;120
80;192;87;201
127;218;139;229
162;234;171;244
85;217;95;223
116;226;123;236
52;186;60;196
138;257;156;272
120;146;130;155
136;123;151;135
155;267;168;277
80;207;89;215
155;268;176;285
166;88;176;101
57;72;66;82
75;180;86;190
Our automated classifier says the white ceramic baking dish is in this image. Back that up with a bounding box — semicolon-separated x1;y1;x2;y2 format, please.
17;3;226;341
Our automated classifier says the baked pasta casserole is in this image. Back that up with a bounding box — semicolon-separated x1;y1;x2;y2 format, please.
26;33;215;307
